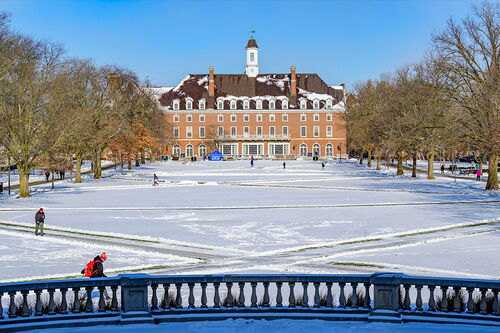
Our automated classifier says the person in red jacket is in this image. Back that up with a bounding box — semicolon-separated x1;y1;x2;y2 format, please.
35;208;45;236
82;252;108;278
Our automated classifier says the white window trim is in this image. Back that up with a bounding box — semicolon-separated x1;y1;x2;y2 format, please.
173;114;180;122
230;100;237;110
199;99;206;110
199;126;206;138
313;126;320;137
173;99;180;110
185;98;193;110
199;114;205;122
243;100;250;110
282;126;288;136
218;114;224;122
243;114;250;122
313;99;320;110
282;100;288;109
256;114;262;122
282;114;288;122
231;114;237;122
269;114;275;122
256;99;263;110
269;100;276;110
326;126;333;137
217;99;224;110
314;113;320;122
300;114;307;122
300;126;307;137
186;114;192;122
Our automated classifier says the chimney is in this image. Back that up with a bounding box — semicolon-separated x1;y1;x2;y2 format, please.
290;66;297;105
209;67;215;96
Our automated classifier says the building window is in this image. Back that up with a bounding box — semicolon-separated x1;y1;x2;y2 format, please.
250;52;255;62
269;100;275;109
313;126;320;137
256;126;263;137
256;114;262;122
199;99;206;110
313;143;320;157
326;99;332;109
186;144;193;157
218;126;224;136
199;126;205;138
199;114;205;122
269;143;289;155
218;114;224;122
269;114;275;122
217;100;224;110
199;144;206;157
269;126;275;137
231;114;237;122
186;99;193;110
313;100;319;109
326;144;333;156
243;100;250;110
173;114;179;122
173;127;180;138
173;144;181;156
230;126;237;137
243;126;250;138
243;114;250;122
300;99;307;109
326;126;332;137
282;114;288;122
300;126;307;137
256;99;262;109
312;113;319;121
186;114;192;122
300;144;307;157
230;100;237;110
186;126;193;138
282;126;288;137
326;113;332;121
282;100;288;109
300;114;307;122
173;100;180;110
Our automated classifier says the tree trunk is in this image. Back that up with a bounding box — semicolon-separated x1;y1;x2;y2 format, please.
93;149;102;179
426;151;435;180
51;170;55;189
127;158;132;170
396;152;404;176
367;150;372;168
359;151;364;165
18;167;31;198
485;154;499;190
376;156;381;170
135;153;140;167
75;156;83;183
412;155;417;178
141;149;146;164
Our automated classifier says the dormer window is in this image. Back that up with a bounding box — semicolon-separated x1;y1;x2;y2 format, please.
282;99;288;109
199;99;206;110
313;99;320;109
185;99;193;110
173;99;180;110
326;99;332;109
256;99;262;110
217;99;224;110
300;99;307;110
269;100;275;110
230;100;237;110
243;99;250;110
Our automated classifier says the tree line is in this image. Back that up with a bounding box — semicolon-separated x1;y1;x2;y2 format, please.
0;13;170;197
346;1;499;190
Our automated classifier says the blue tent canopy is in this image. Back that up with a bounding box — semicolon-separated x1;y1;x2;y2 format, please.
209;151;223;161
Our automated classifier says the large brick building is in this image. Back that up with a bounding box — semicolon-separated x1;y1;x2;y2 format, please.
155;39;347;159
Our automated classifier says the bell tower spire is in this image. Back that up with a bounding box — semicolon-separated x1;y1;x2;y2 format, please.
245;32;259;77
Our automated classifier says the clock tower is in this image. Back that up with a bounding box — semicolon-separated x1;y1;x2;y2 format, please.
245;38;259;77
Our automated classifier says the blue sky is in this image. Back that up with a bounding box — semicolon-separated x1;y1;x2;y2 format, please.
2;0;478;90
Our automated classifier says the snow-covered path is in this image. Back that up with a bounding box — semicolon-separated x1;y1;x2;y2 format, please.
0;159;498;282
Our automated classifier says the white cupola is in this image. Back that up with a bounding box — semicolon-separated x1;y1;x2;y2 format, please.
245;39;259;77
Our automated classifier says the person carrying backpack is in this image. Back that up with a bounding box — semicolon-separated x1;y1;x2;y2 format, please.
35;208;45;236
82;252;107;278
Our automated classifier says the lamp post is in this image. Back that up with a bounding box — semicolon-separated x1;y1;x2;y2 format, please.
7;155;11;195
337;144;342;163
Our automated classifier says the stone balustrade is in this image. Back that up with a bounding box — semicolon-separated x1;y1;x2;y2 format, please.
0;273;499;332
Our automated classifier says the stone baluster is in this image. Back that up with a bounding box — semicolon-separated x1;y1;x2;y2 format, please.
98;287;106;312
85;287;93;313
111;286;118;311
161;284;170;309
351;283;358;309
364;283;371;309
415;285;423;311
339;282;346;308
48;289;56;315
466;287;475;313
8;292;16;318
453;287;461;313
0;292;3;319
151;284;158;311
175;283;183;309
301;282;309;308
326;282;333;308
313;282;320;308
288;282;295;308
60;288;68;314
21;290;30;317
492;290;499;316
214;282;221;308
402;285;410;311
238;282;246;308
72;287;81;313
250;282;257;308
276;282;283;308
188;283;195;309
428;286;436;312
201;283;208;308
263;282;270;307
441;286;448;312
226;282;233;308
479;288;487;315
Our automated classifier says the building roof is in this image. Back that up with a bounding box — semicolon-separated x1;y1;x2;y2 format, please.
246;39;258;48
158;73;344;110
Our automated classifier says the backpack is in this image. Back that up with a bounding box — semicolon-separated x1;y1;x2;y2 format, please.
83;260;96;277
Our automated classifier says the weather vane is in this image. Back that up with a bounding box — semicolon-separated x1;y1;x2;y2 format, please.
249;28;256;39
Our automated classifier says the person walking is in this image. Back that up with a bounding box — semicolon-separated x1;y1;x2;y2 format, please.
321;162;325;169
153;173;159;186
45;171;50;182
35;208;45;236
440;164;445;175
283;161;286;169
476;169;482;181
250;157;254;168
81;252;108;278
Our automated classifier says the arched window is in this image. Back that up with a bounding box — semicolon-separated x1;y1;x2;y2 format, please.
313;143;320;157
326;99;332;109
282;99;288;109
186;99;193;110
173;100;180;110
300;144;308;157
313;99;319;109
243;99;250;110
186;144;194;157
173;144;181;156
300;99;307;109
199;99;206;110
256;99;262;110
230;100;237;110
217;99;224;110
326;144;333;156
198;144;206;157
269;100;275;109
